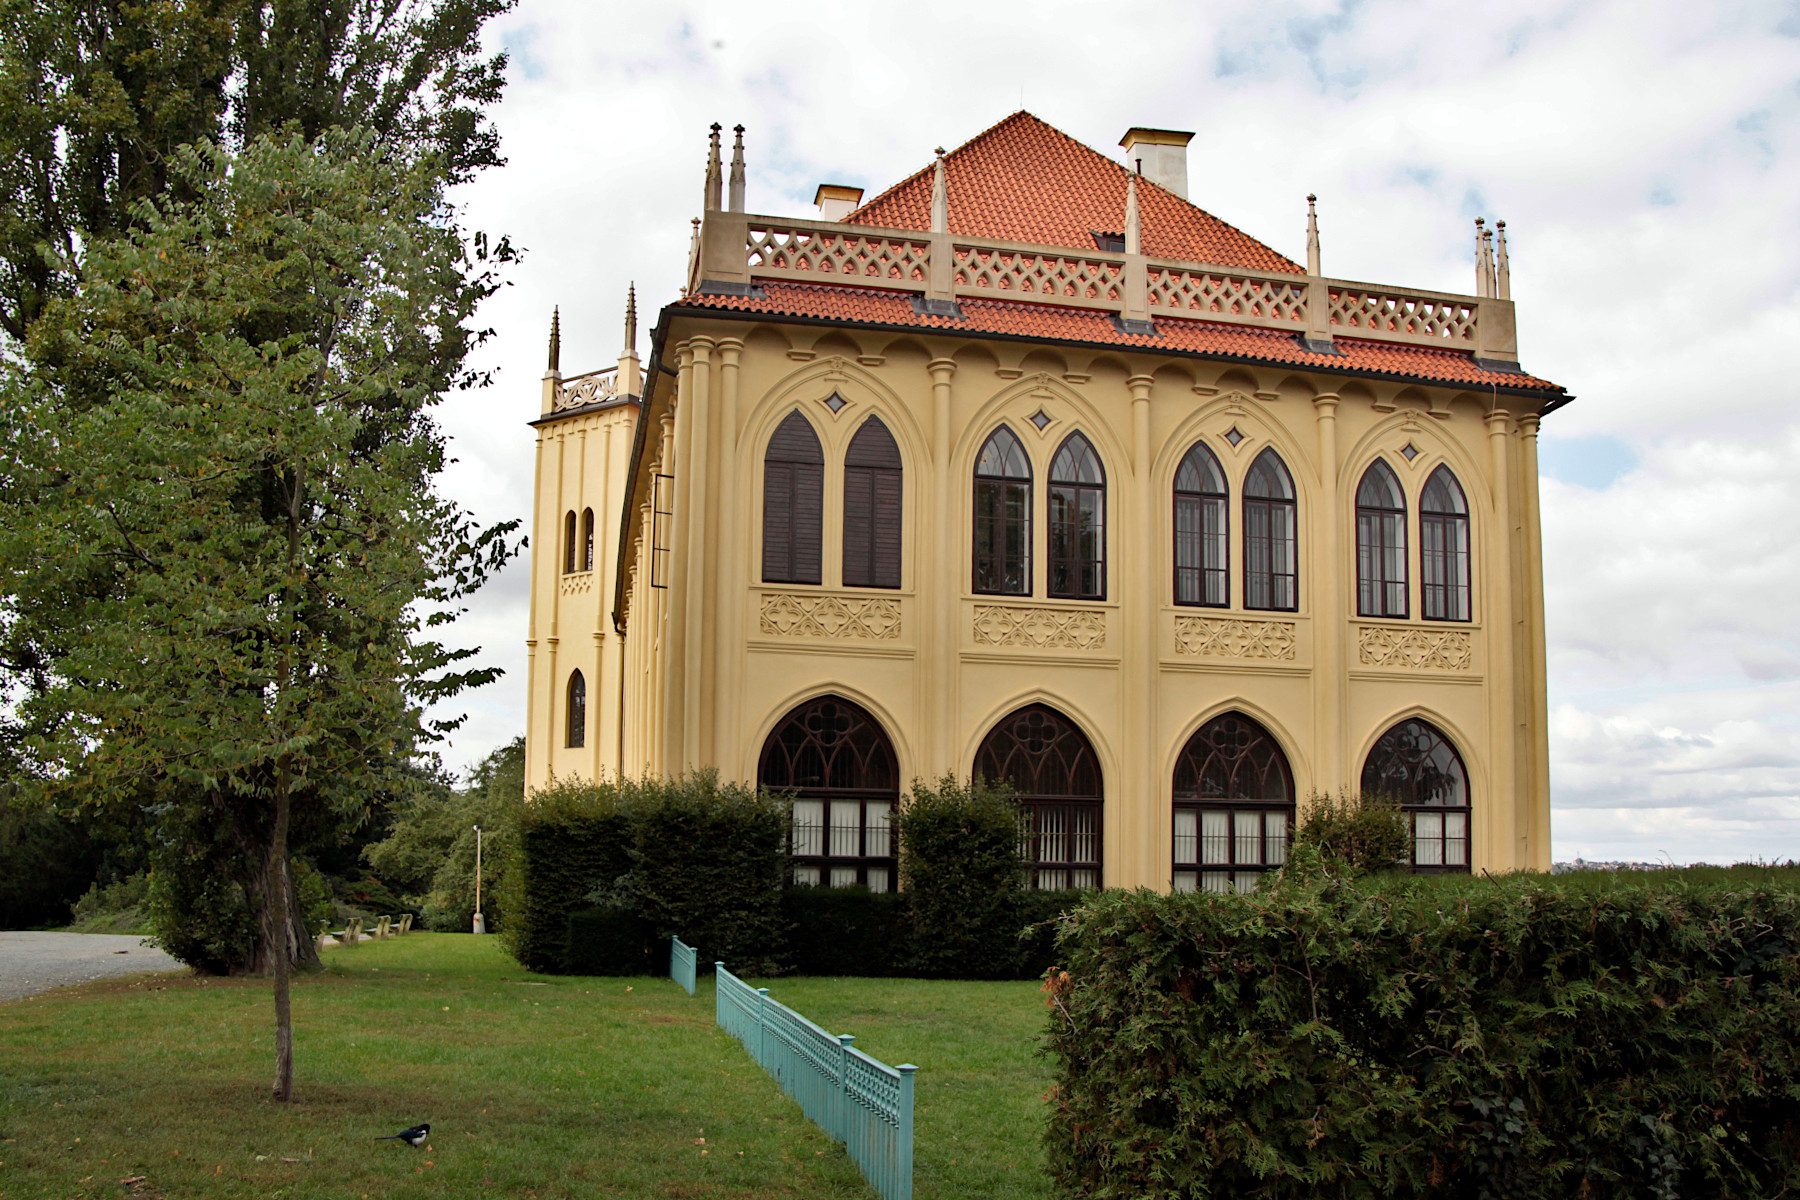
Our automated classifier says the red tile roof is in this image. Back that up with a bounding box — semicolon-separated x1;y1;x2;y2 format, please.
679;282;1562;393
848;112;1301;275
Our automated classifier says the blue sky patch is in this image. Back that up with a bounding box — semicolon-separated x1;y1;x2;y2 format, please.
1537;432;1639;490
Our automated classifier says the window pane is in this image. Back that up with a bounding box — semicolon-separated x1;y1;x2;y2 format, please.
1414;812;1444;866
866;867;890;894
829;866;858;888
1173;870;1198;894
792;865;820;887
1173;809;1198;867
865;802;891;857
1071;807;1099;866
1200;810;1230;865
792;800;824;857
1069;869;1098;889
1265;812;1288;865
829;801;861;857
1235;811;1262;865
1201;871;1231;895
1038;868;1068;890
1445;812;1468;866
1039;807;1067;864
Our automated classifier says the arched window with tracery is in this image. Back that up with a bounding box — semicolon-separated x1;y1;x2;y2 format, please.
1356;459;1407;618
1172;713;1293;893
1174;441;1229;607
581;507;596;572
843;416;902;589
1244;449;1297;611
763;411;824;585
759;695;899;891
973;426;1032;595
1361;718;1470;872
1421;466;1471;622
565;670;586;748
973;704;1102;889
562;510;578;574
1048;432;1105;599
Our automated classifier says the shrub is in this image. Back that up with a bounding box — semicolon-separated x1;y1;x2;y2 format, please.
1013;887;1087;979
895;775;1026;979
564;906;660;975
0;798;104;929
68;872;151;933
784;887;912;976
508;776;635;973
1293;788;1410;874
1044;861;1800;1199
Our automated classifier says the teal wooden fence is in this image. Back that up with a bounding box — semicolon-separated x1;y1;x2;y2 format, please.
669;936;697;997
715;961;915;1200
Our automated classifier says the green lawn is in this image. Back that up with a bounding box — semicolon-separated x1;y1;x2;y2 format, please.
0;934;1051;1199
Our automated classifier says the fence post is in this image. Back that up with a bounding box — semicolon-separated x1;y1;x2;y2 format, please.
897;1063;917;1200
756;987;770;1072
836;1033;855;1144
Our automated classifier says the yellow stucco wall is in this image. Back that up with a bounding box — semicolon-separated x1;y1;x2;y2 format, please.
527;315;1552;888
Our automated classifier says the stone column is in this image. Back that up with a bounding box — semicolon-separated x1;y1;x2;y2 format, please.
1485;409;1518;872
1125;374;1156;889
1311;393;1343;797
927;357;958;774
714;338;745;772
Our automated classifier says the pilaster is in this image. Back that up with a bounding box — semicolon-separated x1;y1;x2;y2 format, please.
663;348;696;771
714;338;745;772
1518;414;1551;870
927;357;958;774
684;338;717;766
1311;393;1343;797
1485;409;1518;872
1124;374;1156;888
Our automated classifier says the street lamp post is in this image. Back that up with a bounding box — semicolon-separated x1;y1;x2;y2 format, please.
472;825;485;935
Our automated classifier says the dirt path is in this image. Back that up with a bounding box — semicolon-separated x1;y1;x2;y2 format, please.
0;930;181;1002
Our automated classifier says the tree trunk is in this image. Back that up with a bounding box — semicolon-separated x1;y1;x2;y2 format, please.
269;763;294;1102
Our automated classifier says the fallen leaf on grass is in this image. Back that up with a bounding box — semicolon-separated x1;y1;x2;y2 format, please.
119;1176;146;1185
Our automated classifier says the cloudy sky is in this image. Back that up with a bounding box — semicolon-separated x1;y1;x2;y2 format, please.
430;0;1800;864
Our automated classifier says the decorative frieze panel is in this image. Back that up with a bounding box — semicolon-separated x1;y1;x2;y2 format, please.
972;605;1106;650
559;572;594;595
554;368;618;411
1173;616;1297;660
760;593;902;640
1357;626;1473;670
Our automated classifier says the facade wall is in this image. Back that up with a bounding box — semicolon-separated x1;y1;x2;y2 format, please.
538;313;1553;888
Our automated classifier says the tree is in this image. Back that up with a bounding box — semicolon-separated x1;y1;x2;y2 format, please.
0;131;516;1099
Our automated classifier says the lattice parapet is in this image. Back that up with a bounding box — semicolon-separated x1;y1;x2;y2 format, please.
1328;287;1477;345
555;368;618;411
1173;616;1297;660
1147;268;1308;326
972;605;1106;650
952;245;1123;306
747;223;930;283
1357;626;1473;670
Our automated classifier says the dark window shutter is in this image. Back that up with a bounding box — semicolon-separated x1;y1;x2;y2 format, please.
844;469;875;587
871;468;901;587
763;412;824;584
843;416;902;590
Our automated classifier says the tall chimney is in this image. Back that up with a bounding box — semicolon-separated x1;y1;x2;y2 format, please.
1119;127;1195;201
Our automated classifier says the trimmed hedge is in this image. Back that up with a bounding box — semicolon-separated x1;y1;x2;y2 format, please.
784;887;913;976
895;774;1027;979
564;906;658;976
1044;855;1800;1199
508;777;634;974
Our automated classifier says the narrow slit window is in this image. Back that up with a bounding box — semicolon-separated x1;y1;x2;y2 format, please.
1243;449;1298;612
1174;441;1229;607
565;670;586;748
581;508;595;572
1355;460;1407;618
973;426;1032;595
762;411;824;585
1421;466;1471;622
1048;432;1105;600
843;415;903;589
563;510;577;575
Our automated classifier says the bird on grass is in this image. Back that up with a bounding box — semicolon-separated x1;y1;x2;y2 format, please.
375;1124;431;1147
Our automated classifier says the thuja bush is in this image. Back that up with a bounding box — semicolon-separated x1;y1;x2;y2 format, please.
512;771;787;975
1293;788;1410;875
1044;855;1800;1200
894;775;1027;979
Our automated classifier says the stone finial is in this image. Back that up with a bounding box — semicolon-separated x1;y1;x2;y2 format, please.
728;125;746;213
930;147;948;233
1124;170;1142;256
685;217;701;294
547;306;561;373
1305;193;1321;277
1474;217;1491;298
1495;220;1510;301
624;283;638;354
704;123;723;212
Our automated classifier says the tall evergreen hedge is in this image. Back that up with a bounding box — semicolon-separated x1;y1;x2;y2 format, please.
507;777;634;974
1044;855;1800;1199
894;775;1029;979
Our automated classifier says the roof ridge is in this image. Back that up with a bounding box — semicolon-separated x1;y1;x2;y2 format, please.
845;109;1035;224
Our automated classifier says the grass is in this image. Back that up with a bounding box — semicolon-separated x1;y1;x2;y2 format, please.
0;934;1051;1200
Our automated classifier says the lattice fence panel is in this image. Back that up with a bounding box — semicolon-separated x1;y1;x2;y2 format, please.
952;246;1123;303
1328;288;1478;344
746;225;930;282
1147;269;1308;324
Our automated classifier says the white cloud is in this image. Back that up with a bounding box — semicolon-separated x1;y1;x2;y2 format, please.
423;0;1800;863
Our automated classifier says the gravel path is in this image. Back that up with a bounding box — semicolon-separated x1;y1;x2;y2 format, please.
0;930;182;1003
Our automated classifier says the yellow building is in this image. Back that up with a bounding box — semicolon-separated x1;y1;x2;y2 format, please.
525;113;1568;892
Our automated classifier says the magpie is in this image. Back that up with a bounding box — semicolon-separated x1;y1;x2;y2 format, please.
375;1124;430;1147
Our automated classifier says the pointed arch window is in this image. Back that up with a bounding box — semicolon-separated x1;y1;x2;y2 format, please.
1172;713;1293;893
565;670;586;748
1243;449;1298;611
1174;441;1229;607
763;411;824;585
973;426;1031;595
562;510;578;574
1421;466;1471;622
1361;718;1470;872
1048;432;1105;600
843;416;902;589
760;696;900;891
1356;460;1407;618
974;704;1102;890
581;507;596;572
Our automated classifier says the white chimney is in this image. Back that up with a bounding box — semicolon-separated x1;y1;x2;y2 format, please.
813;184;864;223
1119;128;1195;201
